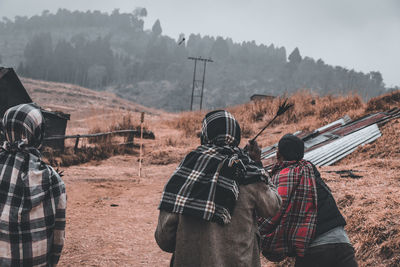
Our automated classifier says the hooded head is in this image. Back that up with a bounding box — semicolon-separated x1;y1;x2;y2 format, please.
1;103;44;151
278;134;304;161
200;110;241;147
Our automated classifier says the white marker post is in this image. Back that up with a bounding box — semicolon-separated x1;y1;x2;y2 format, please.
138;112;144;177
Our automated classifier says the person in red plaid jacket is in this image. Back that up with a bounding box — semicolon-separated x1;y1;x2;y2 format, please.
258;134;357;267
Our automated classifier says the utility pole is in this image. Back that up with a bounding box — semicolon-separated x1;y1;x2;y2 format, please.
188;56;213;110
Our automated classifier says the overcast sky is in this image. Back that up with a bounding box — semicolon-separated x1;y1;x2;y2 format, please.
1;0;399;86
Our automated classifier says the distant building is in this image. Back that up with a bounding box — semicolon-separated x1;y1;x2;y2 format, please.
41;110;71;150
0;67;70;150
250;94;275;102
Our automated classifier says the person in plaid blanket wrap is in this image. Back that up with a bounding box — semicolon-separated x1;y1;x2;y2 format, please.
155;110;281;267
0;103;66;267
258;134;357;267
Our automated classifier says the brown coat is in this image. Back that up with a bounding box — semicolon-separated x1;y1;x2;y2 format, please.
155;182;282;267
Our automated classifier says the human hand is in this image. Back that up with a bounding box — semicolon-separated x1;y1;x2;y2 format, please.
244;140;261;162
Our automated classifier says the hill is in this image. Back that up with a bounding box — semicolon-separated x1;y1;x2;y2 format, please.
164;91;400;267
28;79;399;266
22;77;155;114
21;77;158;135
0;9;388;111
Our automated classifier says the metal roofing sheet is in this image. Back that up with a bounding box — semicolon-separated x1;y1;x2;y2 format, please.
261;115;351;158
259;110;399;168
316;115;351;133
304;124;381;166
304;133;336;149
332;113;386;136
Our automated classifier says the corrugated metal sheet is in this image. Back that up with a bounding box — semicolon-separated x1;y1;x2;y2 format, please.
260;109;398;168
316;115;351;133
303;124;381;166
332;113;386;136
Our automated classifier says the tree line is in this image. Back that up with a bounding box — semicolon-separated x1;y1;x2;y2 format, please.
0;9;386;111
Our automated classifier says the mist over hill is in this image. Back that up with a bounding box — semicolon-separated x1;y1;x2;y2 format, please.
0;9;387;111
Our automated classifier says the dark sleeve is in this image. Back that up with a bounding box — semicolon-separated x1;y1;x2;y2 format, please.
154;210;179;253
252;181;282;218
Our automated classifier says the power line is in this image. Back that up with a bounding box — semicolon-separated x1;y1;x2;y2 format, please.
188;56;213;110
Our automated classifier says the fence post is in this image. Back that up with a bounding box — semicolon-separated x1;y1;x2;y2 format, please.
74;135;80;153
127;132;134;147
138;112;144;177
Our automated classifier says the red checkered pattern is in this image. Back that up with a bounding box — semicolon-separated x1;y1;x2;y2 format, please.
258;160;317;259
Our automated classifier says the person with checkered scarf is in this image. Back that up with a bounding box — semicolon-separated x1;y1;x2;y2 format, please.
0;103;66;266
155;110;281;267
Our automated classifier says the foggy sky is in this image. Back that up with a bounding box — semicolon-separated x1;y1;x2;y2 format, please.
1;0;399;87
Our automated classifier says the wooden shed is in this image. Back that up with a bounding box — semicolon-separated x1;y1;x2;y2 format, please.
0;67;70;150
0;67;32;117
41;110;70;150
250;94;275;102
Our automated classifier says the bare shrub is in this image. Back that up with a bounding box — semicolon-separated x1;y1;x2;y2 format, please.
318;94;364;121
109;113;142;131
163;136;178;147
240;122;254;138
167;112;204;137
340;119;400;164
366;90;400;112
88;126;113;144
148;149;183;165
43;144;139;167
43;111;151;167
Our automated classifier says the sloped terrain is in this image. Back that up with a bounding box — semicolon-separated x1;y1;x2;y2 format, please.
21;79;400;267
21;77;159;136
22;78;156;114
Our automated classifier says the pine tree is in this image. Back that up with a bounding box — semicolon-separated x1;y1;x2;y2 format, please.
152;19;162;36
288;47;302;64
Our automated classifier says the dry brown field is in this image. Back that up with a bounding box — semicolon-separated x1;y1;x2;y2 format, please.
23;78;400;266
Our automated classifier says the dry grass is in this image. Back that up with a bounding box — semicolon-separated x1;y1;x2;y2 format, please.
341;119;400;163
40;85;400;266
366;90;400;112
147;132;195;165
168;90;400;267
329;163;400;267
168;91;367;148
165;111;205;137
44;111;151;166
230;90;365;129
43;145;139;167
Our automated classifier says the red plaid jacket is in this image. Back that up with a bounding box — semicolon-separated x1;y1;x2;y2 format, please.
258;160;317;260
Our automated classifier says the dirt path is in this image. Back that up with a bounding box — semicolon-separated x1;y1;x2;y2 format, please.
59;155;175;266
58;154;400;267
56;114;400;267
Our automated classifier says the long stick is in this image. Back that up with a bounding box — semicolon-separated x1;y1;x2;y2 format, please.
138;112;144;177
250;98;294;142
250;114;279;142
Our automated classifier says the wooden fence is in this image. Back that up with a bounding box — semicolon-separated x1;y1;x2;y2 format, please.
44;129;155;152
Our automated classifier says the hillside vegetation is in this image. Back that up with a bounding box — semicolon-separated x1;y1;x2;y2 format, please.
0;9;387;111
16;76;400;266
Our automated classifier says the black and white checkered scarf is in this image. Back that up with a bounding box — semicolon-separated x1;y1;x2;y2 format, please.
0;103;66;266
159;110;268;225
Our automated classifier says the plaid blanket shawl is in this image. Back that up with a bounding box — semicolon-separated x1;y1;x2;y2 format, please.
0;104;66;267
258;160;317;260
159;110;268;225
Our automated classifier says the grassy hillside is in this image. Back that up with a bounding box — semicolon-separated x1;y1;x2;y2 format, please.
170;91;400;267
26;77;400;266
